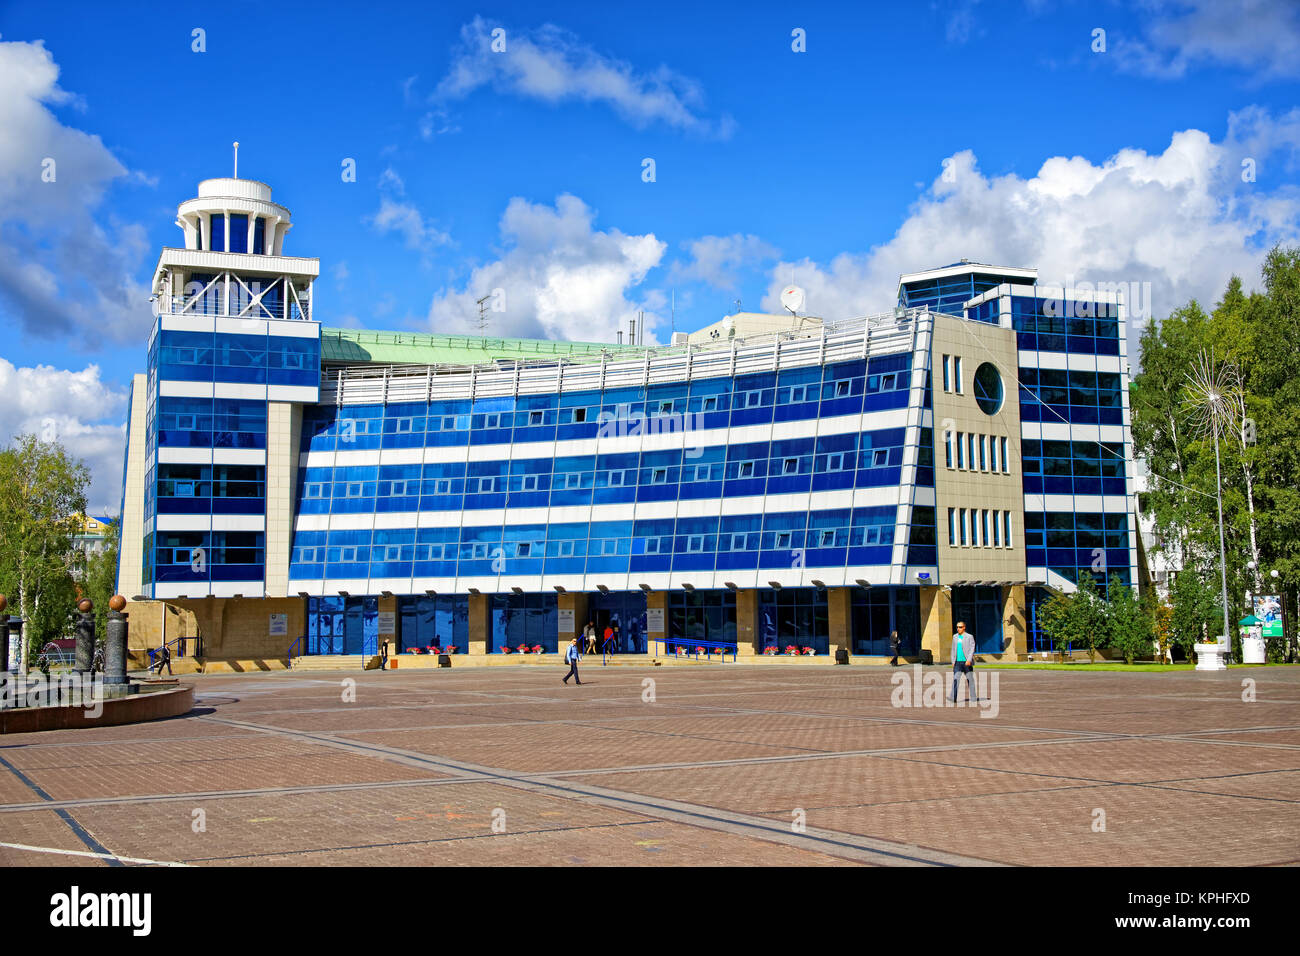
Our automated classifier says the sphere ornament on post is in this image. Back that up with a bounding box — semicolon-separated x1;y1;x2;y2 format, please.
0;594;7;614
109;594;127;613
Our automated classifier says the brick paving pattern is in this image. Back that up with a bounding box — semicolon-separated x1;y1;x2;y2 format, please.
1;664;1297;866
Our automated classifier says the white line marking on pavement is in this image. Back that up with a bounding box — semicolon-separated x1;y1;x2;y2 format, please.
0;841;191;867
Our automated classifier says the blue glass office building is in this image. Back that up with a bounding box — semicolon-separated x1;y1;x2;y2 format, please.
118;181;1137;663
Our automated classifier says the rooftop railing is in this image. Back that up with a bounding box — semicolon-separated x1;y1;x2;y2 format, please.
321;307;936;407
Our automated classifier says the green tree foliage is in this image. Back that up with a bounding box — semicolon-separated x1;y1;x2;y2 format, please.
1106;573;1154;664
83;517;120;646
1038;572;1108;662
0;435;90;670
1168;569;1220;662
1132;245;1300;652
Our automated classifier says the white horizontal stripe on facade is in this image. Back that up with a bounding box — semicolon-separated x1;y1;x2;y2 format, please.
213;382;268;401
292;564;904;598
159;447;214;465
154;581;265;600
212;514;265;531
215;317;270;336
156;515;211;532
160;380;214;398
267;318;321;338
212;448;266;466
295;514;330;532
299;407;914;473
1040;494;1131;513
374;447;427;467
292;486;916;535
267;385;319;403
161;315;216;333
323;512;374;530
320;578;369;595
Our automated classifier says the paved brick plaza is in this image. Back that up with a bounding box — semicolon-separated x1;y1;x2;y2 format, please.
1;664;1297;866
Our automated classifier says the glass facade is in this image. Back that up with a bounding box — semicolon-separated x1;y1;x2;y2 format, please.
850;586;921;655
668;590;736;649
397;594;469;651
758;588;829;654
999;288;1134;596
899;269;1014;315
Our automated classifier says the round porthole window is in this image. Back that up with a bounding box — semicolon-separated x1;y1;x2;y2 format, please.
973;362;1003;415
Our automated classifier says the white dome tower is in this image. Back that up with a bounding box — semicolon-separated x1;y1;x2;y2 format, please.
151;150;319;322
175;177;294;255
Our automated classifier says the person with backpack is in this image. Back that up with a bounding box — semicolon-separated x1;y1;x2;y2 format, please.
562;637;582;685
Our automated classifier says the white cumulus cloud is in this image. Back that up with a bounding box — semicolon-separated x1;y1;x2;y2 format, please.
0;358;130;513
0;38;152;346
427;194;666;343
1112;0;1300;80
761;109;1300;352
671;234;780;290
434;17;735;138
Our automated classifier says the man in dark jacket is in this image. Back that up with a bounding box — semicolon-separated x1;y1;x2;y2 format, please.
889;630;901;666
562;637;582;685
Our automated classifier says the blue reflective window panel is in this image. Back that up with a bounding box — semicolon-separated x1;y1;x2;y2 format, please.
228;214;249;254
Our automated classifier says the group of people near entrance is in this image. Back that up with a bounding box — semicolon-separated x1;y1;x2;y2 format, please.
580;620;638;655
561;619;979;698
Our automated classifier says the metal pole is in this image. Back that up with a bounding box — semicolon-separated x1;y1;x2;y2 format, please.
1213;435;1231;660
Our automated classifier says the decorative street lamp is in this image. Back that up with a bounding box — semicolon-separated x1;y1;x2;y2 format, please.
1184;351;1241;670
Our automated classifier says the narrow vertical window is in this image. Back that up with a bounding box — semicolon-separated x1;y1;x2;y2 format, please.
1004;511;1012;546
954;356;963;394
959;509;967;546
1001;437;1009;473
942;355;951;392
956;433;965;469
945;432;953;468
982;509;990;546
992;511;1001;547
979;435;987;471
968;434;976;468
948;508;956;546
990;435;999;472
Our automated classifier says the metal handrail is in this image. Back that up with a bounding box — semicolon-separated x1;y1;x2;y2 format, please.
147;635;187;672
287;636;302;669
650;637;737;662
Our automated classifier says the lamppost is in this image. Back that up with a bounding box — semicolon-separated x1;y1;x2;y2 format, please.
1185;352;1239;668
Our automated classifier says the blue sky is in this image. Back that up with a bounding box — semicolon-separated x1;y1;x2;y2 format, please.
1;0;1299;510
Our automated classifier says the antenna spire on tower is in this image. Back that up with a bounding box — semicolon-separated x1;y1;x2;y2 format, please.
233;141;240;179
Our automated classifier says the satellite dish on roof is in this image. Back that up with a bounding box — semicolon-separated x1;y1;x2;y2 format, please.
780;285;805;315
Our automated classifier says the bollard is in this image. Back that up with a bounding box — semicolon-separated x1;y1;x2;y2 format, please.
74;599;95;674
105;595;128;686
